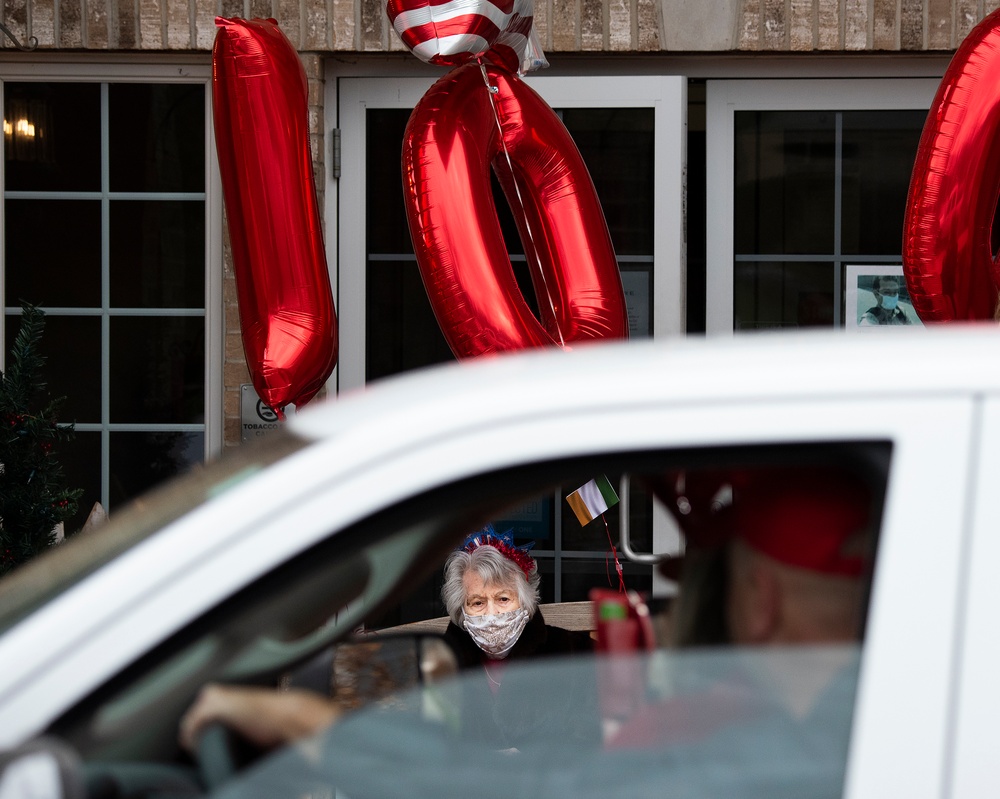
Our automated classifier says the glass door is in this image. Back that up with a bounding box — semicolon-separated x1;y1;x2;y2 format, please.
332;73;686;606
705;78;940;334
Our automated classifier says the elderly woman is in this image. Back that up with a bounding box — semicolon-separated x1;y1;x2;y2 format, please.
440;526;597;750
442;526;592;672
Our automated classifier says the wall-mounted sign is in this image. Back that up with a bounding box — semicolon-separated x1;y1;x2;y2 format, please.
241;384;293;443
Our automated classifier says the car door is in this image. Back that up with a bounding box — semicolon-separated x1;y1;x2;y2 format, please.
945;394;1000;797
149;386;974;799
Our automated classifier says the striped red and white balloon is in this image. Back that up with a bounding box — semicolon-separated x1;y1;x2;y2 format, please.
386;0;533;71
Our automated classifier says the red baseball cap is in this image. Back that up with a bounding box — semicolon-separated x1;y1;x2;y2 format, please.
733;467;872;577
649;466;874;579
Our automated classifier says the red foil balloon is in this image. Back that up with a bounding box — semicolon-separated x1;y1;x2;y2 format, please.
212;17;338;416
401;63;629;358
386;0;533;73
902;8;1000;322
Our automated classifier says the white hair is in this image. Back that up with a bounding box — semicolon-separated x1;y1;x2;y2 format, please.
441;545;540;625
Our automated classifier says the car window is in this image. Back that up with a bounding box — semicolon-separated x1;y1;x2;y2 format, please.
49;439;889;791
212;645;861;799
216;442;886;798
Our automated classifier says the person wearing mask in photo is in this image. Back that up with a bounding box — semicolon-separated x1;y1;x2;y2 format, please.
859;276;912;325
440;525;597;750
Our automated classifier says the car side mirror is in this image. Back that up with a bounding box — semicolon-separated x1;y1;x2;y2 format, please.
0;738;85;799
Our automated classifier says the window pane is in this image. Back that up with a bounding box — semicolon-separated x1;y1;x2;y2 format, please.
58;430;102;536
535;557;653;603
110;200;205;308
735;111;836;255
841;111;926;255
108;84;205;193
109;431;204;509
367;110;412;255
5;199;102;308
3;315;101;422
734;262;834;330
560;478;652;554
4;82;101;192
42;315;100;422
109;317;205;423
366;261;453;382
491;495;555;548
562;108;654;256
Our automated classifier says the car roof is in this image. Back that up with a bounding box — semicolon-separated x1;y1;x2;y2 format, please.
291;323;1000;445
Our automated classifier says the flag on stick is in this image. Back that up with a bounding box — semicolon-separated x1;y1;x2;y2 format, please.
566;475;619;527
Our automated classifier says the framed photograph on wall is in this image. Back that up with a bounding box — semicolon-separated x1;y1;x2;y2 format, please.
845;265;923;330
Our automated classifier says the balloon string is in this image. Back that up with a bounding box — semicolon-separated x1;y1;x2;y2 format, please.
603;515;626;593
477;60;566;347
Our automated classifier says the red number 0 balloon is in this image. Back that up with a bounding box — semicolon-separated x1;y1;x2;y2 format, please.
903;8;1000;322
213;18;338;415
401;62;629;357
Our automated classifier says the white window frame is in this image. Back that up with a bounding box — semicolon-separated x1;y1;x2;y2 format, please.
0;59;224;469
330;73;686;395
704;78;940;335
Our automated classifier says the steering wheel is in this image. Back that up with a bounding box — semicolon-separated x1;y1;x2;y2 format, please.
196;723;242;791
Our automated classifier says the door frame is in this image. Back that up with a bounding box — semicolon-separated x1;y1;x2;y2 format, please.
331;73;687;394
704;77;941;335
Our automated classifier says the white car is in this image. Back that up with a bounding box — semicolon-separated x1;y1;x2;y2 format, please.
1;325;998;798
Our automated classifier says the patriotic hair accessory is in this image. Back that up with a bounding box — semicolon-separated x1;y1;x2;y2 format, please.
461;524;536;578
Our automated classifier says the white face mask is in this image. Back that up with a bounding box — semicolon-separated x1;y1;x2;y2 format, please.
462;608;529;659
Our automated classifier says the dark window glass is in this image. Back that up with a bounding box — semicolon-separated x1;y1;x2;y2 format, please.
734;261;834;330
735;111;836;255
3;315;101;422
560;478;652;554
492;495;555;547
57;430;102;536
366;260;453;382
535;557;653;603
110;200;205;308
561;108;655;256
4;82;101;192
840;111;926;255
108;84;205;193
40;315;99;423
109;317;205;424
5;199;102;308
108;431;204;509
367;110;412;255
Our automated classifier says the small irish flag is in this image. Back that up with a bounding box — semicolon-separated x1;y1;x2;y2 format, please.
566;475;619;527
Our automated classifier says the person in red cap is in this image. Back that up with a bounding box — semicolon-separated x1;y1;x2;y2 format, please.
606;464;876;756
653;465;874;648
724;467;872;646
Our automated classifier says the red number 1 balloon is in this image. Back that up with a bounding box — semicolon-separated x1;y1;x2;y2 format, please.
903;8;1000;322
213;17;338;416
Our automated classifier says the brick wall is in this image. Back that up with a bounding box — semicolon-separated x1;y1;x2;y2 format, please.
7;0;1000;54
735;0;1000;50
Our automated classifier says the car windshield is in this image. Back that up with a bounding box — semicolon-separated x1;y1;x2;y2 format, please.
210;644;860;799
0;431;310;636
